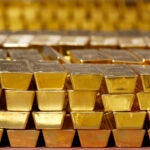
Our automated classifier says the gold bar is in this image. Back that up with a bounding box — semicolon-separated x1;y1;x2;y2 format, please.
113;129;145;148
0;50;7;60
7;130;40;147
78;130;111;148
71;111;103;129
33;62;67;90
36;90;66;111
96;64;137;94
0;60;32;90
68;90;97;111
32;111;66;129
102;94;134;111
64;64;103;90
114;111;146;129
5;90;35;111
0;111;29;129
68;49;111;63
99;49;142;64
42;129;75;148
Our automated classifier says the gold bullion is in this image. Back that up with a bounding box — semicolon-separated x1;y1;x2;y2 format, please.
68;90;97;111
5;90;35;111
113;129;145;148
102;94;134;111
113;111;146;129
0;111;29;129
32;111;66;129
71;111;103;129
36;90;66;111
7;130;40;147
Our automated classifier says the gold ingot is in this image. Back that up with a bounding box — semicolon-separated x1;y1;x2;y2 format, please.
5;90;35;111
42;130;75;147
32;111;66;129
71;111;103;129
137;92;150;110
113;129;145;148
7;130;40;147
102;94;134;111
68;90;97;111
0;129;3;142
36;90;66;111
0;111;29;129
114;111;146;129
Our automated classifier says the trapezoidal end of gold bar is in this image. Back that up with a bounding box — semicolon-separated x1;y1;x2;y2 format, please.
140;74;150;92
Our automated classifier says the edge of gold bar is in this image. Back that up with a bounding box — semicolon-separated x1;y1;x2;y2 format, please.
137;92;150;110
71;111;103;129
148;111;150;121
68;90;97;111
0;111;30;129
42;129;75;148
102;94;134;111
148;129;150;140
6;90;35;111
7;130;40;147
113;111;146;129
36;90;66;111
0;129;3;142
78;130;111;148
32;111;66;129
113;129;145;148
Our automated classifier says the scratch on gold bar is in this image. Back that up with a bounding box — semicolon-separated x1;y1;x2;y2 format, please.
0;111;29;129
99;49;142;64
64;64;103;90
96;64;137;94
114;111;146;129
0;129;3;142
78;130;111;147
32;111;66;129
113;129;145;147
68;49;111;63
33;62;67;90
7;130;40;147
71;111;103;129
0;50;7;60
102;94;134;111
6;90;35;111
0;60;32;90
36;90;66;111
68;90;97;111
42;130;75;147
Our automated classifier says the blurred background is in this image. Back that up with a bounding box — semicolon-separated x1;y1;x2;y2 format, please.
0;0;149;31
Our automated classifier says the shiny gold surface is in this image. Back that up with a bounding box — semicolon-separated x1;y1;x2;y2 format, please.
102;94;134;111
7;130;40;147
32;111;66;129
36;90;66;111
71;111;103;129
114;111;146;129
6;90;35;111
0;111;29;129
42;129;75;147
68;90;97;111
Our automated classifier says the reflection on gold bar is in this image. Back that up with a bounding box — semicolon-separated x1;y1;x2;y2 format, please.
42;130;75;147
71;111;103;129
6;90;35;111
102;94;134;111
68;49;111;63
32;111;66;129
0;129;3;142
36;90;66;111
68;90;97;111
0;111;29;129
33;62;67;90
96;64;137;94
64;64;103;90
137;92;150;110
113;129;145;148
78;130;111;148
114;111;146;129
99;49;142;64
7;130;40;147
